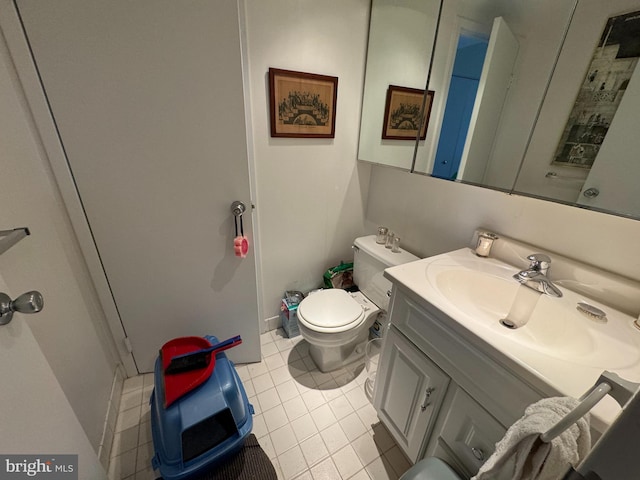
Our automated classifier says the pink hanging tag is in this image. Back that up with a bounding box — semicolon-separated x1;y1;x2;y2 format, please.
234;236;249;258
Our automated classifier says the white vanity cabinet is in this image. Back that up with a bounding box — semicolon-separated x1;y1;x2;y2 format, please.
373;326;450;462
373;286;544;476
427;386;513;480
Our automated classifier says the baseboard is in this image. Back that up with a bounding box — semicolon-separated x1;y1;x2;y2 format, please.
97;365;125;470
262;315;281;333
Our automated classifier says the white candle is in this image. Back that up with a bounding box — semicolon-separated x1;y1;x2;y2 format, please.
475;232;498;257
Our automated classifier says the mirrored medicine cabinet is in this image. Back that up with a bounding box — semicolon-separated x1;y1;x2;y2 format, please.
358;0;640;220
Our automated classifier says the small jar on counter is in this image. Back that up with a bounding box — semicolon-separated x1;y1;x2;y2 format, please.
391;236;401;253
376;227;388;244
475;232;499;257
385;232;395;249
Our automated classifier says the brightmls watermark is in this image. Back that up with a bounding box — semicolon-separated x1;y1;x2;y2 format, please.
0;456;77;479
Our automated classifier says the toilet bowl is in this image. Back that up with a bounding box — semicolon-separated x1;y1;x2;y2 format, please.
296;235;418;373
297;289;380;372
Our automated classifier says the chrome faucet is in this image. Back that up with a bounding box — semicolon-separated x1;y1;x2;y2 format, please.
513;253;563;298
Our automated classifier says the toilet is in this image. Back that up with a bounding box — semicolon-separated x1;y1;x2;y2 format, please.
297;235;418;373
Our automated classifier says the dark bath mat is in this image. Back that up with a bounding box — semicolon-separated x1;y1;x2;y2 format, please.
157;434;277;480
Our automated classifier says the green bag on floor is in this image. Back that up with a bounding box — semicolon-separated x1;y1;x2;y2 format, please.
323;262;354;289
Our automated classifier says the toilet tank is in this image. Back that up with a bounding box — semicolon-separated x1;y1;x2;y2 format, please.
353;235;419;310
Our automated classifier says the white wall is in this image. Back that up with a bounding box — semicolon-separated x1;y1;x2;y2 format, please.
244;0;372;323
366;166;640;286
0;30;116;449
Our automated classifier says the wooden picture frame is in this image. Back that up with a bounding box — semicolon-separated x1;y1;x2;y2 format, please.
269;68;338;138
382;85;434;140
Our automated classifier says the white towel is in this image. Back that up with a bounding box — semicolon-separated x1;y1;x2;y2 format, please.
472;397;591;480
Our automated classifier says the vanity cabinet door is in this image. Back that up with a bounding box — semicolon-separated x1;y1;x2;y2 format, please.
374;327;450;462
428;386;511;480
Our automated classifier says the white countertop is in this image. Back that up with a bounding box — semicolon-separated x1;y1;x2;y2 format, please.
384;247;640;432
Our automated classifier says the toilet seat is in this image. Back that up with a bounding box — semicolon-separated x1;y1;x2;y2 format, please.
297;289;365;333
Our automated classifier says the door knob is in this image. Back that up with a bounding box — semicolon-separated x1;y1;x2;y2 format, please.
0;291;44;326
231;201;246;217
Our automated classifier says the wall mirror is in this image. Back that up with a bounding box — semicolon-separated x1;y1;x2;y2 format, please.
512;0;640;219
358;0;441;170
413;0;578;191
359;0;640;220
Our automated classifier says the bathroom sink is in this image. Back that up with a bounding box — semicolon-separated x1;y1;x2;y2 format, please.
383;239;640;430
427;257;518;324
422;249;640;370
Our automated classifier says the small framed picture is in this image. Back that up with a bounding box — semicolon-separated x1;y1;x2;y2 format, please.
269;68;338;138
382;85;434;140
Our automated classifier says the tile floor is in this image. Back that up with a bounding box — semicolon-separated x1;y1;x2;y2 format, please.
108;329;411;480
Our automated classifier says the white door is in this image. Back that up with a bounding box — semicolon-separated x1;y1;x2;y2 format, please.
16;0;260;372
0;280;106;479
458;17;519;184
577;59;640;216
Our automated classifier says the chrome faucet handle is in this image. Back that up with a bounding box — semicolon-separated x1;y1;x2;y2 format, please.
527;253;551;275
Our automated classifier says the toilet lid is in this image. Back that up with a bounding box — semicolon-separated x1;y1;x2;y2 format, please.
297;289;365;332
